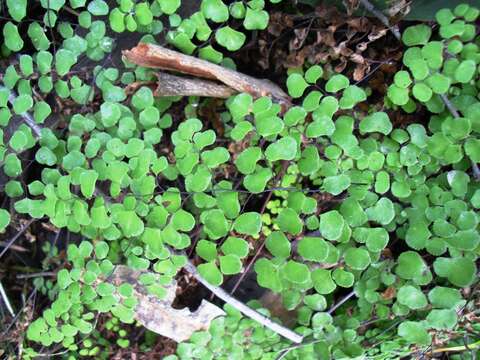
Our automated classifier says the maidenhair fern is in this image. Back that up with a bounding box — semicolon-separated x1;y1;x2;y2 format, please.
0;1;479;359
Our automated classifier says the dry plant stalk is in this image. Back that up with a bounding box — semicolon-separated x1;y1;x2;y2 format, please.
184;261;304;344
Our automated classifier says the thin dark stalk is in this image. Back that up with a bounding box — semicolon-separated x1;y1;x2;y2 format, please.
440;94;460;118
2;288;37;336
0;219;36;260
16;271;56;279
229;162;289;295
275;339;324;360
0;242;28;252
2;87;42;137
359;0;401;40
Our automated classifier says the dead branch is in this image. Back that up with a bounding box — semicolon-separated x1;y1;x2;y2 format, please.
93;187;303;343
16;271;56;279
0;242;29;253
124;74;236;99
123;43;291;106
155;72;237;98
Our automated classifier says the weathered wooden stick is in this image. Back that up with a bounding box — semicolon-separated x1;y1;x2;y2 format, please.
154;72;237;98
123;43;291;105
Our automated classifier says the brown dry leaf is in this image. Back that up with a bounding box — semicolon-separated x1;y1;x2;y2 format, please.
315;29;336;48
268;12;293;37
368;27;389;42
350;53;365;65
108;266;225;342
346;17;369;32
236;2;396;84
283;4;388;81
381;248;393;259
382;286;396;300
368;70;389;94
228;133;253;161
285;47;310;68
335;59;348;73
353;63;369;81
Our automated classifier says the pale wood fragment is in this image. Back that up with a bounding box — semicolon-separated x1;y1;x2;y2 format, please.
108;265;225;342
154;72;237;98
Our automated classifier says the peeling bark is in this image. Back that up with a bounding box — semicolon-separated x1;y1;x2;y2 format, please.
154;72;237;98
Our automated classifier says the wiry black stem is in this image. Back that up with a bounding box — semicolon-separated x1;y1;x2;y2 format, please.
359;0;401;40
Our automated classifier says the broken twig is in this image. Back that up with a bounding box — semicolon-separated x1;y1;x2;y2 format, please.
154;72;237;98
275;339;324;360
125;73;237;99
440;94;460;118
97;190;302;344
16;271;56;279
123;43;291;106
0;242;28;253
